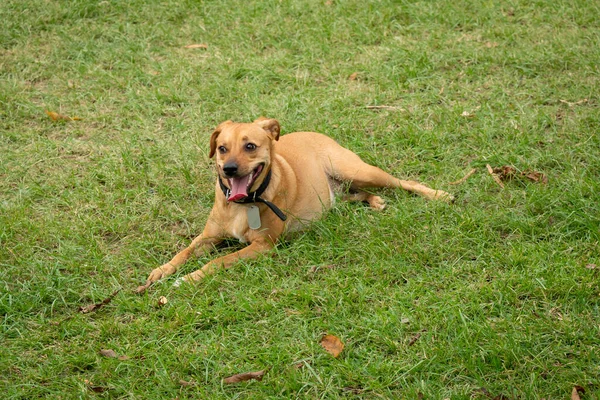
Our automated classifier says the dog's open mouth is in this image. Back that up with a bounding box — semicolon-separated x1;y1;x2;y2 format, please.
227;164;264;202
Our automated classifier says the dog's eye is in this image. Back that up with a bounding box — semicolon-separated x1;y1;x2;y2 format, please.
218;146;227;154
245;143;257;151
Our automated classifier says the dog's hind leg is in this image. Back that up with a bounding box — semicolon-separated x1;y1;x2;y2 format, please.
325;146;453;202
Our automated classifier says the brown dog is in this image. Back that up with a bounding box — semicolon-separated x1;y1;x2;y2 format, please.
136;118;452;292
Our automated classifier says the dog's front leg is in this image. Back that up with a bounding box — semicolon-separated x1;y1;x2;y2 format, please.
180;238;274;284
135;223;223;293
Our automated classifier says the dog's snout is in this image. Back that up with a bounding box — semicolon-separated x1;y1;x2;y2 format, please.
223;162;238;177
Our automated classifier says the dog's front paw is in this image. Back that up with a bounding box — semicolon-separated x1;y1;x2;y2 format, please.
135;263;177;294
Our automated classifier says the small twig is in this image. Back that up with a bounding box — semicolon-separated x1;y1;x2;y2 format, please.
79;289;121;313
408;330;426;346
365;105;406;111
486;164;504;188
449;168;477;185
559;98;588;107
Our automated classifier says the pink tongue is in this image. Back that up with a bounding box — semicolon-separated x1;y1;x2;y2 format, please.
228;175;251;202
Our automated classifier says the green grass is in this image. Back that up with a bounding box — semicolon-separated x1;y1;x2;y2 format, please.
1;0;599;398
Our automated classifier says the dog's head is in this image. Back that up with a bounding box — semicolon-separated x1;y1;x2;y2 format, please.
209;117;280;202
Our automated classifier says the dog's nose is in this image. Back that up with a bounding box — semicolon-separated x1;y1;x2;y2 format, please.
222;162;238;177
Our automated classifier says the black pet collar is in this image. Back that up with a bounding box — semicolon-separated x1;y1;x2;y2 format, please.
218;169;287;222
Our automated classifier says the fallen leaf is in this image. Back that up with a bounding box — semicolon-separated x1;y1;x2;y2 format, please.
184;43;208;49
157;296;168;307
349;72;359;81
492;165;517;180
320;334;344;358
585;263;596;269
99;349;118;358
486;164;505;188
487;165;548;185
118;355;130;361
449;168;477;185
79;289;121;313
84;379;109;393
179;379;196;387
485;41;499;48
46;110;81;121
223;370;266;384
522;170;548;184
572;386;585;400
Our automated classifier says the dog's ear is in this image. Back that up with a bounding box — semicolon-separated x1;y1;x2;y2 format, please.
254;117;280;141
209;120;233;158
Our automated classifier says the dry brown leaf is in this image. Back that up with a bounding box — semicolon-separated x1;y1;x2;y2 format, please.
585;263;597;269
486;164;505;188
449;168;477;185
118;355;130;361
157;296;168;307
184;43;208;49
79;289;120;313
522;170;548;184
485;41;499;48
572;385;585;400
85;379;109;393
349;72;359;81
223;370;266;384
487;165;548;185
179;379;196;387
46;110;81;121
99;349;118;358
493;165;517;180
320;334;344;358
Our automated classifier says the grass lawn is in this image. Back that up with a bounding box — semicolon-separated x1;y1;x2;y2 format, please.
1;0;599;398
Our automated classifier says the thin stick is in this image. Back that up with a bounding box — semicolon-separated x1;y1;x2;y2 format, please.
449;168;477;185
365;105;406;111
